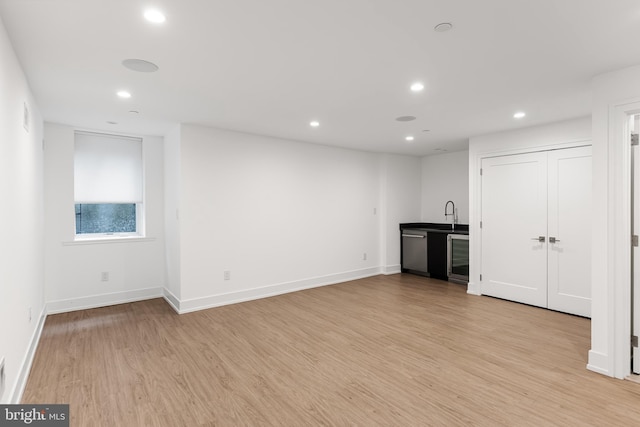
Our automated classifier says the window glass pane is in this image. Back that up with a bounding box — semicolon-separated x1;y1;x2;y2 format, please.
75;203;136;234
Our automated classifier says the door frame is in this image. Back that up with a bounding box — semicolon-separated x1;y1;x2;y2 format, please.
609;101;640;378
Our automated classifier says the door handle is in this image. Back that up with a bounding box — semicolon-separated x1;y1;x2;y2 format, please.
402;234;425;238
531;236;545;242
549;237;560;243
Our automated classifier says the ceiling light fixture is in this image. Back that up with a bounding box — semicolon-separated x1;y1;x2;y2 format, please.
434;23;453;32
144;9;166;23
117;90;131;99
310;121;320;127
122;59;159;73
410;82;424;92
405;136;415;142
513;111;526;119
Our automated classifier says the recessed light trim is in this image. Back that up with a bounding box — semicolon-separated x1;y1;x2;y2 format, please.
410;82;424;92
405;136;415;142
513;111;526;119
122;59;159;73
396;116;416;122
144;9;166;23
310;121;320;127
117;91;131;99
434;22;453;32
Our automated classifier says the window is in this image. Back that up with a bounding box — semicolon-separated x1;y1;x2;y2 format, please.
75;203;137;234
74;132;143;238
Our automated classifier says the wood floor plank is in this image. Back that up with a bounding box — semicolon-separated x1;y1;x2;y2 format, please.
22;274;640;426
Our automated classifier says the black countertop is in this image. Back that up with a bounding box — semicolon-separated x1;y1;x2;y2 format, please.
400;222;469;234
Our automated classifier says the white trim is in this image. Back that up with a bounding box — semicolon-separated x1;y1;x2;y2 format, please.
587;350;611;376
63;236;156;246
608;100;640;378
382;264;401;275
466;280;481;295
74;130;142;142
11;307;46;404
46;287;163;314
176;267;382;314
162;288;181;314
476;139;591;160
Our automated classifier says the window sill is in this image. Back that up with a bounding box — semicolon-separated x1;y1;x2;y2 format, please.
63;236;156;246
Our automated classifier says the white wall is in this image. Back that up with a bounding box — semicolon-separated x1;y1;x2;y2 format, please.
467;117;591;297
380;154;422;272
0;16;45;403
164;125;181;306
421;151;469;224
173;125;383;310
43;123;166;313
590;64;640;378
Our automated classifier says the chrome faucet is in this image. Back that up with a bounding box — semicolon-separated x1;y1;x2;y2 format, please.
445;200;456;229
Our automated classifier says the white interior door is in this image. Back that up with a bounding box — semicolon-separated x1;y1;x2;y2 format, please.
547;146;592;317
481;152;548;308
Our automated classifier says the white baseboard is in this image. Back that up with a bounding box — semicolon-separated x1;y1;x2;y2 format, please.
466;281;481;296
176;267;382;314
587;350;611;377
46;287;163;314
382;264;401;275
162;288;181;314
11;307;47;404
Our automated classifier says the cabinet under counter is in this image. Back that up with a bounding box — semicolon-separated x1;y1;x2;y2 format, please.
399;223;469;282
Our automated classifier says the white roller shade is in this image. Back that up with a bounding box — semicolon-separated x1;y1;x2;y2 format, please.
74;132;143;203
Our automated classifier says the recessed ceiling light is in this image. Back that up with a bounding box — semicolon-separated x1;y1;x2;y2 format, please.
144;9;166;23
396;116;416;122
117;90;131;99
310;121;320;127
434;22;453;32
122;59;159;73
410;82;424;92
514;111;526;119
405;136;415;142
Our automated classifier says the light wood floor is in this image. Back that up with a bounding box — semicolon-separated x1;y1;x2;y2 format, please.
23;274;640;426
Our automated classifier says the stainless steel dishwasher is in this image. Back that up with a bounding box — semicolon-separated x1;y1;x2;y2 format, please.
401;229;428;274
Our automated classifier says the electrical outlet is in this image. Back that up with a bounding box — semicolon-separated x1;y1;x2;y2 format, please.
224;271;231;281
0;357;5;400
101;272;109;282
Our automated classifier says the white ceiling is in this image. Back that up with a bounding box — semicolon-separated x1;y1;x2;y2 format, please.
1;0;640;156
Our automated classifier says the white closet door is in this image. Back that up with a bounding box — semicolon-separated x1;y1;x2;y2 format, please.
481;152;548;308
547;146;592;317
